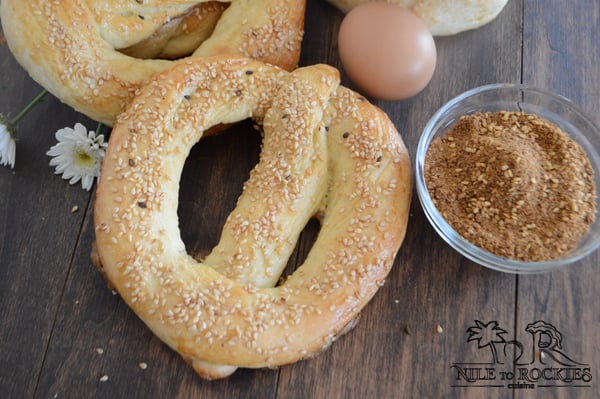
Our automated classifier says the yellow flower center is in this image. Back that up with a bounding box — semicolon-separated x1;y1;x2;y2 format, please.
74;147;95;168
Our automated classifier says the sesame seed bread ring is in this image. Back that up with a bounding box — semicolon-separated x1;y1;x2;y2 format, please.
0;0;305;126
326;0;509;36
94;56;411;379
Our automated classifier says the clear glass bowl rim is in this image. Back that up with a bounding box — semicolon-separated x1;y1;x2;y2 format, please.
415;83;600;273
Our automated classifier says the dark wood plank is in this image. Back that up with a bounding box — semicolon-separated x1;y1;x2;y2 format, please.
1;0;597;398
34;124;281;398
515;2;600;399
277;1;523;398
0;38;97;398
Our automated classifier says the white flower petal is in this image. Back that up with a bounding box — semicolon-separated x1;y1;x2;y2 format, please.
74;123;87;135
55;127;75;142
0;122;17;169
0;132;9;150
81;174;94;191
6;138;16;169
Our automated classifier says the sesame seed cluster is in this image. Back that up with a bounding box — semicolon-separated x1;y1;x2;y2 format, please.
94;56;412;379
0;0;305;125
425;111;596;261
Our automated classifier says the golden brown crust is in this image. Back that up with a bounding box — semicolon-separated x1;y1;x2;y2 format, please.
327;0;509;36
0;0;305;126
94;56;411;379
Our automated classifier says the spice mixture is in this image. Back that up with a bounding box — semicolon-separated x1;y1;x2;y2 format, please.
424;111;597;261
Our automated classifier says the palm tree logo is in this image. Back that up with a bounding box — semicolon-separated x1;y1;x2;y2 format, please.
464;319;586;366
467;320;508;364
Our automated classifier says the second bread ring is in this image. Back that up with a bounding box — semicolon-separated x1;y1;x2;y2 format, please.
0;0;305;126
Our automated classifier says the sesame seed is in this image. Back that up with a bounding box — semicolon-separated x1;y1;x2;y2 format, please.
93;57;410;374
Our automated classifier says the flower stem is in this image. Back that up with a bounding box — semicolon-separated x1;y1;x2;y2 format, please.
96;122;104;136
10;89;48;125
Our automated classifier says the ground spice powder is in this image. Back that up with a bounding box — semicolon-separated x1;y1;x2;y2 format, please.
424;111;597;261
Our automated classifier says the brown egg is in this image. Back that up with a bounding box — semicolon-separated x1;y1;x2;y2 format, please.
338;2;437;101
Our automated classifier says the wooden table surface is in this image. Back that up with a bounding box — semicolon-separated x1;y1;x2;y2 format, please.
1;1;598;398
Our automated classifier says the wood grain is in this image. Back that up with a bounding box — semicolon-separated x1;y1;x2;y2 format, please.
0;0;598;398
0;41;96;398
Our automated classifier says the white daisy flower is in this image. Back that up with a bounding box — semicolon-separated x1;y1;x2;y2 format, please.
47;123;108;191
0;116;16;169
0;90;48;169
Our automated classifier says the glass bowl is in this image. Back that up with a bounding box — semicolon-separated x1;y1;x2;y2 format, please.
415;83;600;273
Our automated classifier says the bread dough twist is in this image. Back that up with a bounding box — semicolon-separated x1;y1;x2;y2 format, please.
94;56;412;379
0;0;305;126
